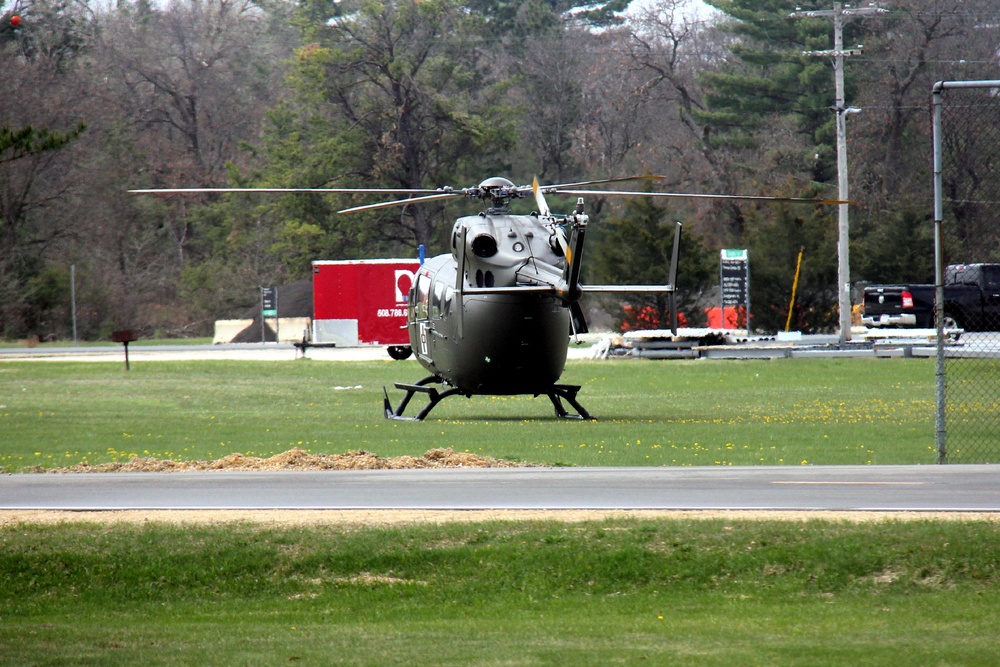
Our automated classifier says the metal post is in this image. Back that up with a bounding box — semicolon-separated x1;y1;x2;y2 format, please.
70;264;77;345
745;255;751;335
929;80;1000;463
719;260;726;332
668;222;682;335
932;83;948;464
786;247;804;332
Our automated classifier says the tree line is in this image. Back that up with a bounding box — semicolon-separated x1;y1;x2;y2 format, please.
2;0;996;340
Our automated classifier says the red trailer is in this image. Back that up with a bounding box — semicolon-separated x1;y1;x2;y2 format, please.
312;259;419;356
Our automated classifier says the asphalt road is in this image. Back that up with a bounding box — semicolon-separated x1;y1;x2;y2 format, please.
3;465;998;512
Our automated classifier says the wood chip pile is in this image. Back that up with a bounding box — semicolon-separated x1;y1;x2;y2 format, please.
41;448;531;473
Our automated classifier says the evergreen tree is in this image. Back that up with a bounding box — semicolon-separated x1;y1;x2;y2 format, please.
698;0;860;184
852;202;934;286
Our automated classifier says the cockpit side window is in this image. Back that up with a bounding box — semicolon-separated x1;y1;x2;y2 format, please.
431;281;444;319
443;286;454;318
415;273;430;320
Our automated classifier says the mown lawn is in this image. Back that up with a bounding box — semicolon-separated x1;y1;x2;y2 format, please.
0;357;936;470
1;517;998;666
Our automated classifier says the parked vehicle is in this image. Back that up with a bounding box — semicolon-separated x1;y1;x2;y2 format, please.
862;263;1000;331
311;259;420;358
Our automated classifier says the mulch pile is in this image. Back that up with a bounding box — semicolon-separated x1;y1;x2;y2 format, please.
41;448;531;473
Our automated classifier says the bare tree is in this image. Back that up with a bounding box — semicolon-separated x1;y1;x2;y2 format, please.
573;29;649;179
623;0;725;182
507;29;587;182
852;0;996;204
101;0;284;263
605;0;751;243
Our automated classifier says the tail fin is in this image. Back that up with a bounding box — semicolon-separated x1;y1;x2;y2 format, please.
557;198;588;303
668;221;682;335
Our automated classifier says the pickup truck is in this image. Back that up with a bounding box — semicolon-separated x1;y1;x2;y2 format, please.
862;263;1000;331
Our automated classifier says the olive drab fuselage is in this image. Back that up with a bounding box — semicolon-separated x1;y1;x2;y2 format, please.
407;212;573;395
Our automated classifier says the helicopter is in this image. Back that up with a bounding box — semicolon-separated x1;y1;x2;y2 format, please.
131;176;843;420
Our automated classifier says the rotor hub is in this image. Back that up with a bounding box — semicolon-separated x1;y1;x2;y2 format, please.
472;177;520;212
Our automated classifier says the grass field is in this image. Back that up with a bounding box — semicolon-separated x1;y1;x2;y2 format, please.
4;356;998;665
2;517;999;666
0;356;937;471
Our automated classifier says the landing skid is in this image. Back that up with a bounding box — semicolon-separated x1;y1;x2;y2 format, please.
383;376;595;421
383;376;469;421
545;384;594;420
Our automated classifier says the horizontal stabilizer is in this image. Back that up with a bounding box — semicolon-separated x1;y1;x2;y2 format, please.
462;285;556;296
581;284;675;293
458;284;675;296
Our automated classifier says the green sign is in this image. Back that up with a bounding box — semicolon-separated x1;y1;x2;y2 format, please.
262;287;278;317
720;249;749;315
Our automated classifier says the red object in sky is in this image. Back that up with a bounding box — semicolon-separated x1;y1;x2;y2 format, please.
10;14;22;27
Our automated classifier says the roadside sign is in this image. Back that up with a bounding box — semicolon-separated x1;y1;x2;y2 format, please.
261;286;278;317
111;329;138;370
261;286;278;343
720;249;749;331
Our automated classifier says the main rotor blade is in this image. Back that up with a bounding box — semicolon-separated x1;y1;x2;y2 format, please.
129;187;442;195
527;174;667;195
552;189;851;205
338;191;461;214
532;176;550;217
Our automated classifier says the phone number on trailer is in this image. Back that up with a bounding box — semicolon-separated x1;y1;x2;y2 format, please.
377;308;407;317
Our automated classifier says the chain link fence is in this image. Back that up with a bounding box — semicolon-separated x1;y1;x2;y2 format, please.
933;80;1000;463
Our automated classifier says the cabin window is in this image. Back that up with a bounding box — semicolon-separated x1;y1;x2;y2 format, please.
432;281;444;319
443;287;454;317
416;274;430;320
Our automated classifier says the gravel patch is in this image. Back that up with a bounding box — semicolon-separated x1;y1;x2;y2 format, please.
3;508;998;527
31;447;530;473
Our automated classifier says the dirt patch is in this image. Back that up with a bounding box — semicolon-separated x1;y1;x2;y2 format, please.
32;447;530;473
3;508;999;527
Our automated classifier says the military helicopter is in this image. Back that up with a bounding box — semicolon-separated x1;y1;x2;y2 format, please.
132;176;842;420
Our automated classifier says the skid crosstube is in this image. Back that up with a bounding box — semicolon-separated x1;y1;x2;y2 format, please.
383;376;594;421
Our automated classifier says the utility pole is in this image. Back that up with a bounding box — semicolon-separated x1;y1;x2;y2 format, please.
792;2;884;344
71;264;78;345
